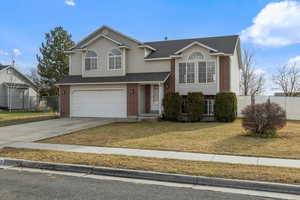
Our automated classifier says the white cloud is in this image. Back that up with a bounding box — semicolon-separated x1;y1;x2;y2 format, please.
241;1;300;47
65;0;76;6
13;48;22;57
288;56;300;66
254;68;266;75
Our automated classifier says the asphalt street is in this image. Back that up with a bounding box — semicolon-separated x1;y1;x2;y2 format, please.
0;169;284;200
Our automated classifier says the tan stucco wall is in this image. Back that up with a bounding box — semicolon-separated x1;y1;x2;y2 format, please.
69;27;170;77
175;45;219;95
69;53;82;76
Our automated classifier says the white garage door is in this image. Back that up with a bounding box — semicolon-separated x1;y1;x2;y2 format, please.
70;89;127;118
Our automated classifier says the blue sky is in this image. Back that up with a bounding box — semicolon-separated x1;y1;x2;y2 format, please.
0;0;299;94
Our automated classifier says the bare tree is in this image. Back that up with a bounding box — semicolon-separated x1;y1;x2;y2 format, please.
240;48;265;96
273;63;300;96
26;67;41;88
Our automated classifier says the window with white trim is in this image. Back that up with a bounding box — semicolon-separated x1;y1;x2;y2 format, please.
188;52;204;60
205;99;215;116
179;62;195;83
198;61;216;83
178;51;216;84
187;63;195;83
108;49;122;70
85;51;97;71
179;63;186;83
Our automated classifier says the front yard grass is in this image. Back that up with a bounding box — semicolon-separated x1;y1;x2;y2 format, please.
0;147;299;185
0;111;59;127
41;120;300;159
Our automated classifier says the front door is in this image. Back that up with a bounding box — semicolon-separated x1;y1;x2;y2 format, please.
151;85;159;111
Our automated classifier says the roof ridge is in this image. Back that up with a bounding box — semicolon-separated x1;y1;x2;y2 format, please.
144;34;239;44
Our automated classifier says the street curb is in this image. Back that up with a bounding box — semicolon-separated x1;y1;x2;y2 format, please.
0;158;300;195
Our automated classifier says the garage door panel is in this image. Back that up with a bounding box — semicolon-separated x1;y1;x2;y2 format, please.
70;89;126;118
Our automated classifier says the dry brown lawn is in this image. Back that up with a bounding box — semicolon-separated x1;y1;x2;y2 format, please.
0;111;58;127
0;147;299;185
41;120;300;159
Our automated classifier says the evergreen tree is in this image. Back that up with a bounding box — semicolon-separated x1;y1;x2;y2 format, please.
37;27;75;96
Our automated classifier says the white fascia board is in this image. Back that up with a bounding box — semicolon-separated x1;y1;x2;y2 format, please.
138;45;156;51
70;25;142;50
81;34;122;48
170;55;182;58
210;53;233;56
118;45;130;49
174;41;218;54
64;49;87;54
163;73;171;82
144;57;171;61
103;25;142;44
144;55;182;61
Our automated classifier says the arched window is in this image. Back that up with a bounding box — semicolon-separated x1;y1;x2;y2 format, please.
188;52;204;60
85;51;97;71
108;49;122;70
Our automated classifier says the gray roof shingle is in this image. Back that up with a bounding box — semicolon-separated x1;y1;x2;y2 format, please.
144;35;239;59
58;72;170;84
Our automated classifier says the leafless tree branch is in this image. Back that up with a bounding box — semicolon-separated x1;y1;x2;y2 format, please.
273;63;300;96
240;48;265;96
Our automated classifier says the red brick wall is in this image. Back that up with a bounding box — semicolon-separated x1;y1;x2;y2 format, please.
145;85;151;113
59;85;70;117
127;84;139;116
164;58;175;94
219;56;230;92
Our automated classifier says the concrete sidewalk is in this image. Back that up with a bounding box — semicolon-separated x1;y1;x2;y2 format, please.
4;142;300;169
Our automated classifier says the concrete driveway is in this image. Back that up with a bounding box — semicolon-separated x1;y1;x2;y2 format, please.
0;118;115;147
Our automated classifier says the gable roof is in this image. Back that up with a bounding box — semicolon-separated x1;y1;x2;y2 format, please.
0;65;37;91
71;25;142;50
144;35;239;59
69;25;240;59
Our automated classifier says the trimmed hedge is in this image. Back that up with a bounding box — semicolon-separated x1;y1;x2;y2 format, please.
186;92;204;122
162;93;182;121
215;92;237;122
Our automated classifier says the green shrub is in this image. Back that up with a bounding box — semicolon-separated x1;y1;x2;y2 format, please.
215;92;237;122
186;92;204;122
162;93;182;121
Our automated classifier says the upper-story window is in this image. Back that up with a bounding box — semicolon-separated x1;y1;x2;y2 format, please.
198;61;216;83
188;52;204;60
108;49;122;70
85;51;97;71
179;51;216;84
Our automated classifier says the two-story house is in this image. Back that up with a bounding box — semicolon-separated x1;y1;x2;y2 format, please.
57;26;242;118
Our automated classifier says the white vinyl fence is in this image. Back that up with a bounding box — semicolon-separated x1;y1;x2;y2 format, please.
237;96;300;120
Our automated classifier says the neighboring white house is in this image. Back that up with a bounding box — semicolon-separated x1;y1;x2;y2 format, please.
0;64;38;110
57;25;242;118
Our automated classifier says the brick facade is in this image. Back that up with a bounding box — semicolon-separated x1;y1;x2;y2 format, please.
59;85;70;117
127;84;139;116
219;56;230;92
164;58;176;94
